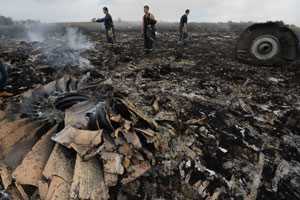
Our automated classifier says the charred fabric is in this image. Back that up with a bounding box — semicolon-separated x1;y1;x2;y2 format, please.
0;75;170;199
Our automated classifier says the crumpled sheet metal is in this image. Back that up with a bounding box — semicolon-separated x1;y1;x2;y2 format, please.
0;75;171;199
52;125;102;157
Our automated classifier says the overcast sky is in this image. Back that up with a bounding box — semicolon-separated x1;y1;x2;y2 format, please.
0;0;299;26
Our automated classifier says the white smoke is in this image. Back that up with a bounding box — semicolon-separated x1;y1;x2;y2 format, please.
28;31;45;42
64;27;95;70
65;27;94;50
26;24;46;42
25;25;95;70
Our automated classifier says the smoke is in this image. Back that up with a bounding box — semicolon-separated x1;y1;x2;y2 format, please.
26;24;46;42
65;27;94;50
28;30;45;42
62;27;95;70
25;25;95;70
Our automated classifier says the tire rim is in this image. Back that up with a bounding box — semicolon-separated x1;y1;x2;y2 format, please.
250;35;280;60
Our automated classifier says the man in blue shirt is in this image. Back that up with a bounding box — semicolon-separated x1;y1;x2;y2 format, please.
92;7;117;48
0;58;13;105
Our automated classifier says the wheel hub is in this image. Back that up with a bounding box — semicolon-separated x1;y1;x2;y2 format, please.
251;35;280;60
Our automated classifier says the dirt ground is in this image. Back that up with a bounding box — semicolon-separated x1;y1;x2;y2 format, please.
1;23;300;199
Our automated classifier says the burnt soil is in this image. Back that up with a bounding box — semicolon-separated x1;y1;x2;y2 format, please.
1;24;300;200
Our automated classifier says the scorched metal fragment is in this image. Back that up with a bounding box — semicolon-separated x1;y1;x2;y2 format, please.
0;75;163;200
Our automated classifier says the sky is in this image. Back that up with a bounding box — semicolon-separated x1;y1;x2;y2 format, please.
0;0;299;26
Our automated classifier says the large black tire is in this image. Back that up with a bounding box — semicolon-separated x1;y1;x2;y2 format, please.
236;21;300;66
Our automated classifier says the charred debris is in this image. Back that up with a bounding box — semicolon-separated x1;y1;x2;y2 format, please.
0;22;300;200
1;75;167;199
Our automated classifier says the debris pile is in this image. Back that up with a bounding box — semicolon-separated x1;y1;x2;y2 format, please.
0;75;170;199
0;24;300;199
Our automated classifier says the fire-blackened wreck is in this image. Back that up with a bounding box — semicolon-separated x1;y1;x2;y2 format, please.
0;22;300;200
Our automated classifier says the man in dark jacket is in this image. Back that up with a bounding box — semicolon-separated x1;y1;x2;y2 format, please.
178;9;190;45
92;7;117;48
0;58;13;105
142;5;157;53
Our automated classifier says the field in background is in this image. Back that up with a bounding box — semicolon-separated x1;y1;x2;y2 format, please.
0;21;299;38
0;21;267;36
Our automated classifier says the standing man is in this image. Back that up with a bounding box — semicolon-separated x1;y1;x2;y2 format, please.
92;7;117;49
142;5;157;53
178;9;190;45
0;58;13;105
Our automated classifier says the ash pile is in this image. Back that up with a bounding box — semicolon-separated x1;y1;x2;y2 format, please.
0;23;300;200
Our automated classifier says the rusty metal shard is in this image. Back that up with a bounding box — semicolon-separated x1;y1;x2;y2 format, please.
118;142;132;157
121;161;151;184
104;172;118;187
38;180;49;200
101;152;124;175
51;125;102;157
12;124;58;187
45;176;71;200
122;130;143;150
43;144;75;182
83;143;105;161
70;155;109;200
3;123;46;170
133;128;156;137
118;98;159;129
0;118;31;151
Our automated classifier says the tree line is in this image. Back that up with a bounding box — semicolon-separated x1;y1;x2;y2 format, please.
0;14;40;26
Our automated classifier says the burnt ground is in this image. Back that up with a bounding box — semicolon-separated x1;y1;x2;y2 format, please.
1;24;300;199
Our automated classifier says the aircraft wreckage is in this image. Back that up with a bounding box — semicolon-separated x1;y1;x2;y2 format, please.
0;75;172;200
0;21;300;200
236;21;300;66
